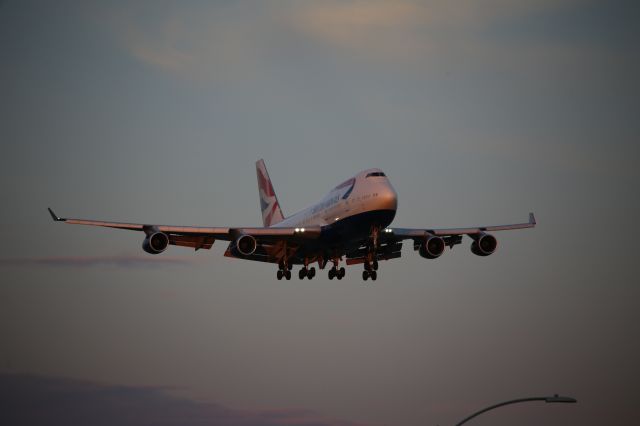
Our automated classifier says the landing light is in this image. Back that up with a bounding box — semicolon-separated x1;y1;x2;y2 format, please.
335;217;339;221
295;228;300;232
384;228;393;233
301;228;305;232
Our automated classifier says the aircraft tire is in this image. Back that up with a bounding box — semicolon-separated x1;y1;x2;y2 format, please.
309;267;316;278
339;267;345;278
362;270;369;281
370;270;377;281
277;270;283;280
299;268;306;280
285;270;291;280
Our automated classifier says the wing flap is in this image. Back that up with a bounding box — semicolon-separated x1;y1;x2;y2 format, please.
346;251;401;265
170;235;216;250
223;242;283;264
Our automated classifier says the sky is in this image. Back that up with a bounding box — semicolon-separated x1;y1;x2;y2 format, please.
1;1;639;425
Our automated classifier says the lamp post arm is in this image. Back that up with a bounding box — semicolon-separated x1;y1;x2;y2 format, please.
455;397;548;426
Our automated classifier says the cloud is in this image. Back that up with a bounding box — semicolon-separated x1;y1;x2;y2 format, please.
286;0;582;61
97;0;602;81
0;255;199;269
0;374;367;426
287;1;430;60
105;3;273;81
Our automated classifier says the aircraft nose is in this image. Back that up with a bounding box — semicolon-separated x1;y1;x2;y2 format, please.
379;183;398;211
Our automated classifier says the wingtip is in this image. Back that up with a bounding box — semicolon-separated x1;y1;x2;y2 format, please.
48;207;65;222
529;212;536;225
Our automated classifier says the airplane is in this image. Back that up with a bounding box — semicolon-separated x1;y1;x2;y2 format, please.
48;159;535;281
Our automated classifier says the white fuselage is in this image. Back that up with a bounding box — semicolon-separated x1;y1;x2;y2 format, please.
274;168;398;229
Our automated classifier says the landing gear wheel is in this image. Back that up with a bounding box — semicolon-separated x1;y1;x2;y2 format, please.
299;268;307;280
339;267;345;279
370;270;377;281
328;268;335;280
362;270;369;281
372;260;379;271
285;270;291;280
308;267;316;279
277;270;283;280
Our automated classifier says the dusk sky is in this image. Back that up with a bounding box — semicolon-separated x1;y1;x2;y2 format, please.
1;1;639;425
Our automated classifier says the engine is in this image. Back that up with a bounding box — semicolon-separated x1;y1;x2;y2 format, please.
233;234;257;256
418;234;445;259
470;232;497;256
142;232;169;254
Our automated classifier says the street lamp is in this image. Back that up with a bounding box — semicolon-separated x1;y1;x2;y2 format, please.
455;394;577;426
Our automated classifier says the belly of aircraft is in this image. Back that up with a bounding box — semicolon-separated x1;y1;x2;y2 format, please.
319;208;396;246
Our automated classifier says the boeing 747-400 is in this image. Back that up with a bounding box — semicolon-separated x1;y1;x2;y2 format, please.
49;159;535;281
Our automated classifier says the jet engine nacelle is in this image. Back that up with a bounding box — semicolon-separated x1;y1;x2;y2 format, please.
418;234;445;259
142;232;169;254
470;232;497;256
233;234;257;256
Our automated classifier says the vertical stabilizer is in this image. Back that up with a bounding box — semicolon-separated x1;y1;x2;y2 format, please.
256;159;285;227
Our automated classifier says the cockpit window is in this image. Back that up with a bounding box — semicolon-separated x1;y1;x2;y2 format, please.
366;172;386;178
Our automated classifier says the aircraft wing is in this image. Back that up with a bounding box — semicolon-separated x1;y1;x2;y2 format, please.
381;213;536;245
47;208;321;250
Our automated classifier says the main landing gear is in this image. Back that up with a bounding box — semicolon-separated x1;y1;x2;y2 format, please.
328;266;345;280
277;269;291;280
328;258;345;280
277;260;291;280
299;266;316;280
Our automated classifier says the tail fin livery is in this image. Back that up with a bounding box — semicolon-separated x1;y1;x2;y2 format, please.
256;159;285;227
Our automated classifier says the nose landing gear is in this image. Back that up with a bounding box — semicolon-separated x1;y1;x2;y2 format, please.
362;268;377;281
362;231;380;281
